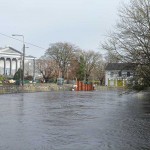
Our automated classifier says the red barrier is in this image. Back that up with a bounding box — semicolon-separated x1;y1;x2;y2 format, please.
76;81;94;91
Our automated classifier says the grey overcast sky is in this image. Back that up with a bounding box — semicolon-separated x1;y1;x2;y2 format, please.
0;0;129;58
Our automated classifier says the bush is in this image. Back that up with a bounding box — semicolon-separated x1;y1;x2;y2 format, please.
0;75;5;83
13;69;23;80
24;75;33;80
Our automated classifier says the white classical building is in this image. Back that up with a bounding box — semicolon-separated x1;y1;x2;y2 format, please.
0;47;35;77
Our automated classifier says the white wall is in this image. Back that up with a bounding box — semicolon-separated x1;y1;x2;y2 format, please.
0;60;4;75
105;70;134;86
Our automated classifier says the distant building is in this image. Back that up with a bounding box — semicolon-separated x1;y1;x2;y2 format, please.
0;47;35;77
105;63;136;87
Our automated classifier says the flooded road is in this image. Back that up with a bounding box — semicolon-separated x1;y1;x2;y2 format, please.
0;91;150;150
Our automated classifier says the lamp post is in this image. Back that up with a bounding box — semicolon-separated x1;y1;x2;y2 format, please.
33;58;36;83
12;34;25;86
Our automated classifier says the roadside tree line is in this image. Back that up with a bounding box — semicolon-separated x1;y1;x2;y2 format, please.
36;42;105;85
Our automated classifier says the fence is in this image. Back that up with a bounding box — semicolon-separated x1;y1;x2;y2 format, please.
75;81;94;91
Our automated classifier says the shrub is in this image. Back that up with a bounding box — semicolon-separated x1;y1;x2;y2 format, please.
24;75;33;80
13;68;23;80
0;75;5;82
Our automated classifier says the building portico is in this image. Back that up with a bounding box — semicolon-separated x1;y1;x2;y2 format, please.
0;47;35;77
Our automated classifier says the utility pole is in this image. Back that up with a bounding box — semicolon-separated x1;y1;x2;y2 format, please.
33;58;36;83
22;44;25;85
12;34;25;86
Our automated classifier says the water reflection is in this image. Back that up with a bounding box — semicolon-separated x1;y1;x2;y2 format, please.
0;91;149;150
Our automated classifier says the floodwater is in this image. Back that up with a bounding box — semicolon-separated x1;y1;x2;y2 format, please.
0;90;150;150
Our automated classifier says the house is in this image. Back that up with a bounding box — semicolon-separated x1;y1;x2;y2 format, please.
0;46;35;77
105;63;136;87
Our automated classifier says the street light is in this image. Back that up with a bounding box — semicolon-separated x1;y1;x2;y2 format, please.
12;34;25;86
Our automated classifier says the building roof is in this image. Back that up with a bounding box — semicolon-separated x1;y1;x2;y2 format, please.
105;63;137;71
0;47;22;55
0;46;36;59
26;55;36;59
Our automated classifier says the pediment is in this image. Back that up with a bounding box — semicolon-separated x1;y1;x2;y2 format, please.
0;47;22;55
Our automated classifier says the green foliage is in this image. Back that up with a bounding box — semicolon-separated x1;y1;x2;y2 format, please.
126;76;149;91
76;56;85;81
0;75;5;84
133;85;145;91
0;75;5;82
13;68;23;80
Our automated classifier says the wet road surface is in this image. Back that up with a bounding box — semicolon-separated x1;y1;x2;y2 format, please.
0;90;150;150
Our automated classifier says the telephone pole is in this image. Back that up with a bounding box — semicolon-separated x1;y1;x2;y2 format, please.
12;34;25;85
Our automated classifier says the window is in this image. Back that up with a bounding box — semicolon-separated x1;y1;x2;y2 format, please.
127;72;130;77
110;72;114;77
118;71;122;77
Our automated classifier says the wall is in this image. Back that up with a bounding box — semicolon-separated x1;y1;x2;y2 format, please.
0;83;72;95
105;70;134;87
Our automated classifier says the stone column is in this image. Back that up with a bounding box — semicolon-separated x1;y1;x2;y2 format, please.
4;58;6;75
16;59;18;72
10;58;12;75
123;79;125;87
116;78;118;87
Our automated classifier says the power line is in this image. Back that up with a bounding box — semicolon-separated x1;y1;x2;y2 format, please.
0;32;47;50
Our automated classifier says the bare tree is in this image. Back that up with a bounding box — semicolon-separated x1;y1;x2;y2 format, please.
81;50;102;82
67;57;80;81
102;0;150;87
36;57;58;83
24;61;33;77
93;60;106;85
104;51;120;63
45;42;78;79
